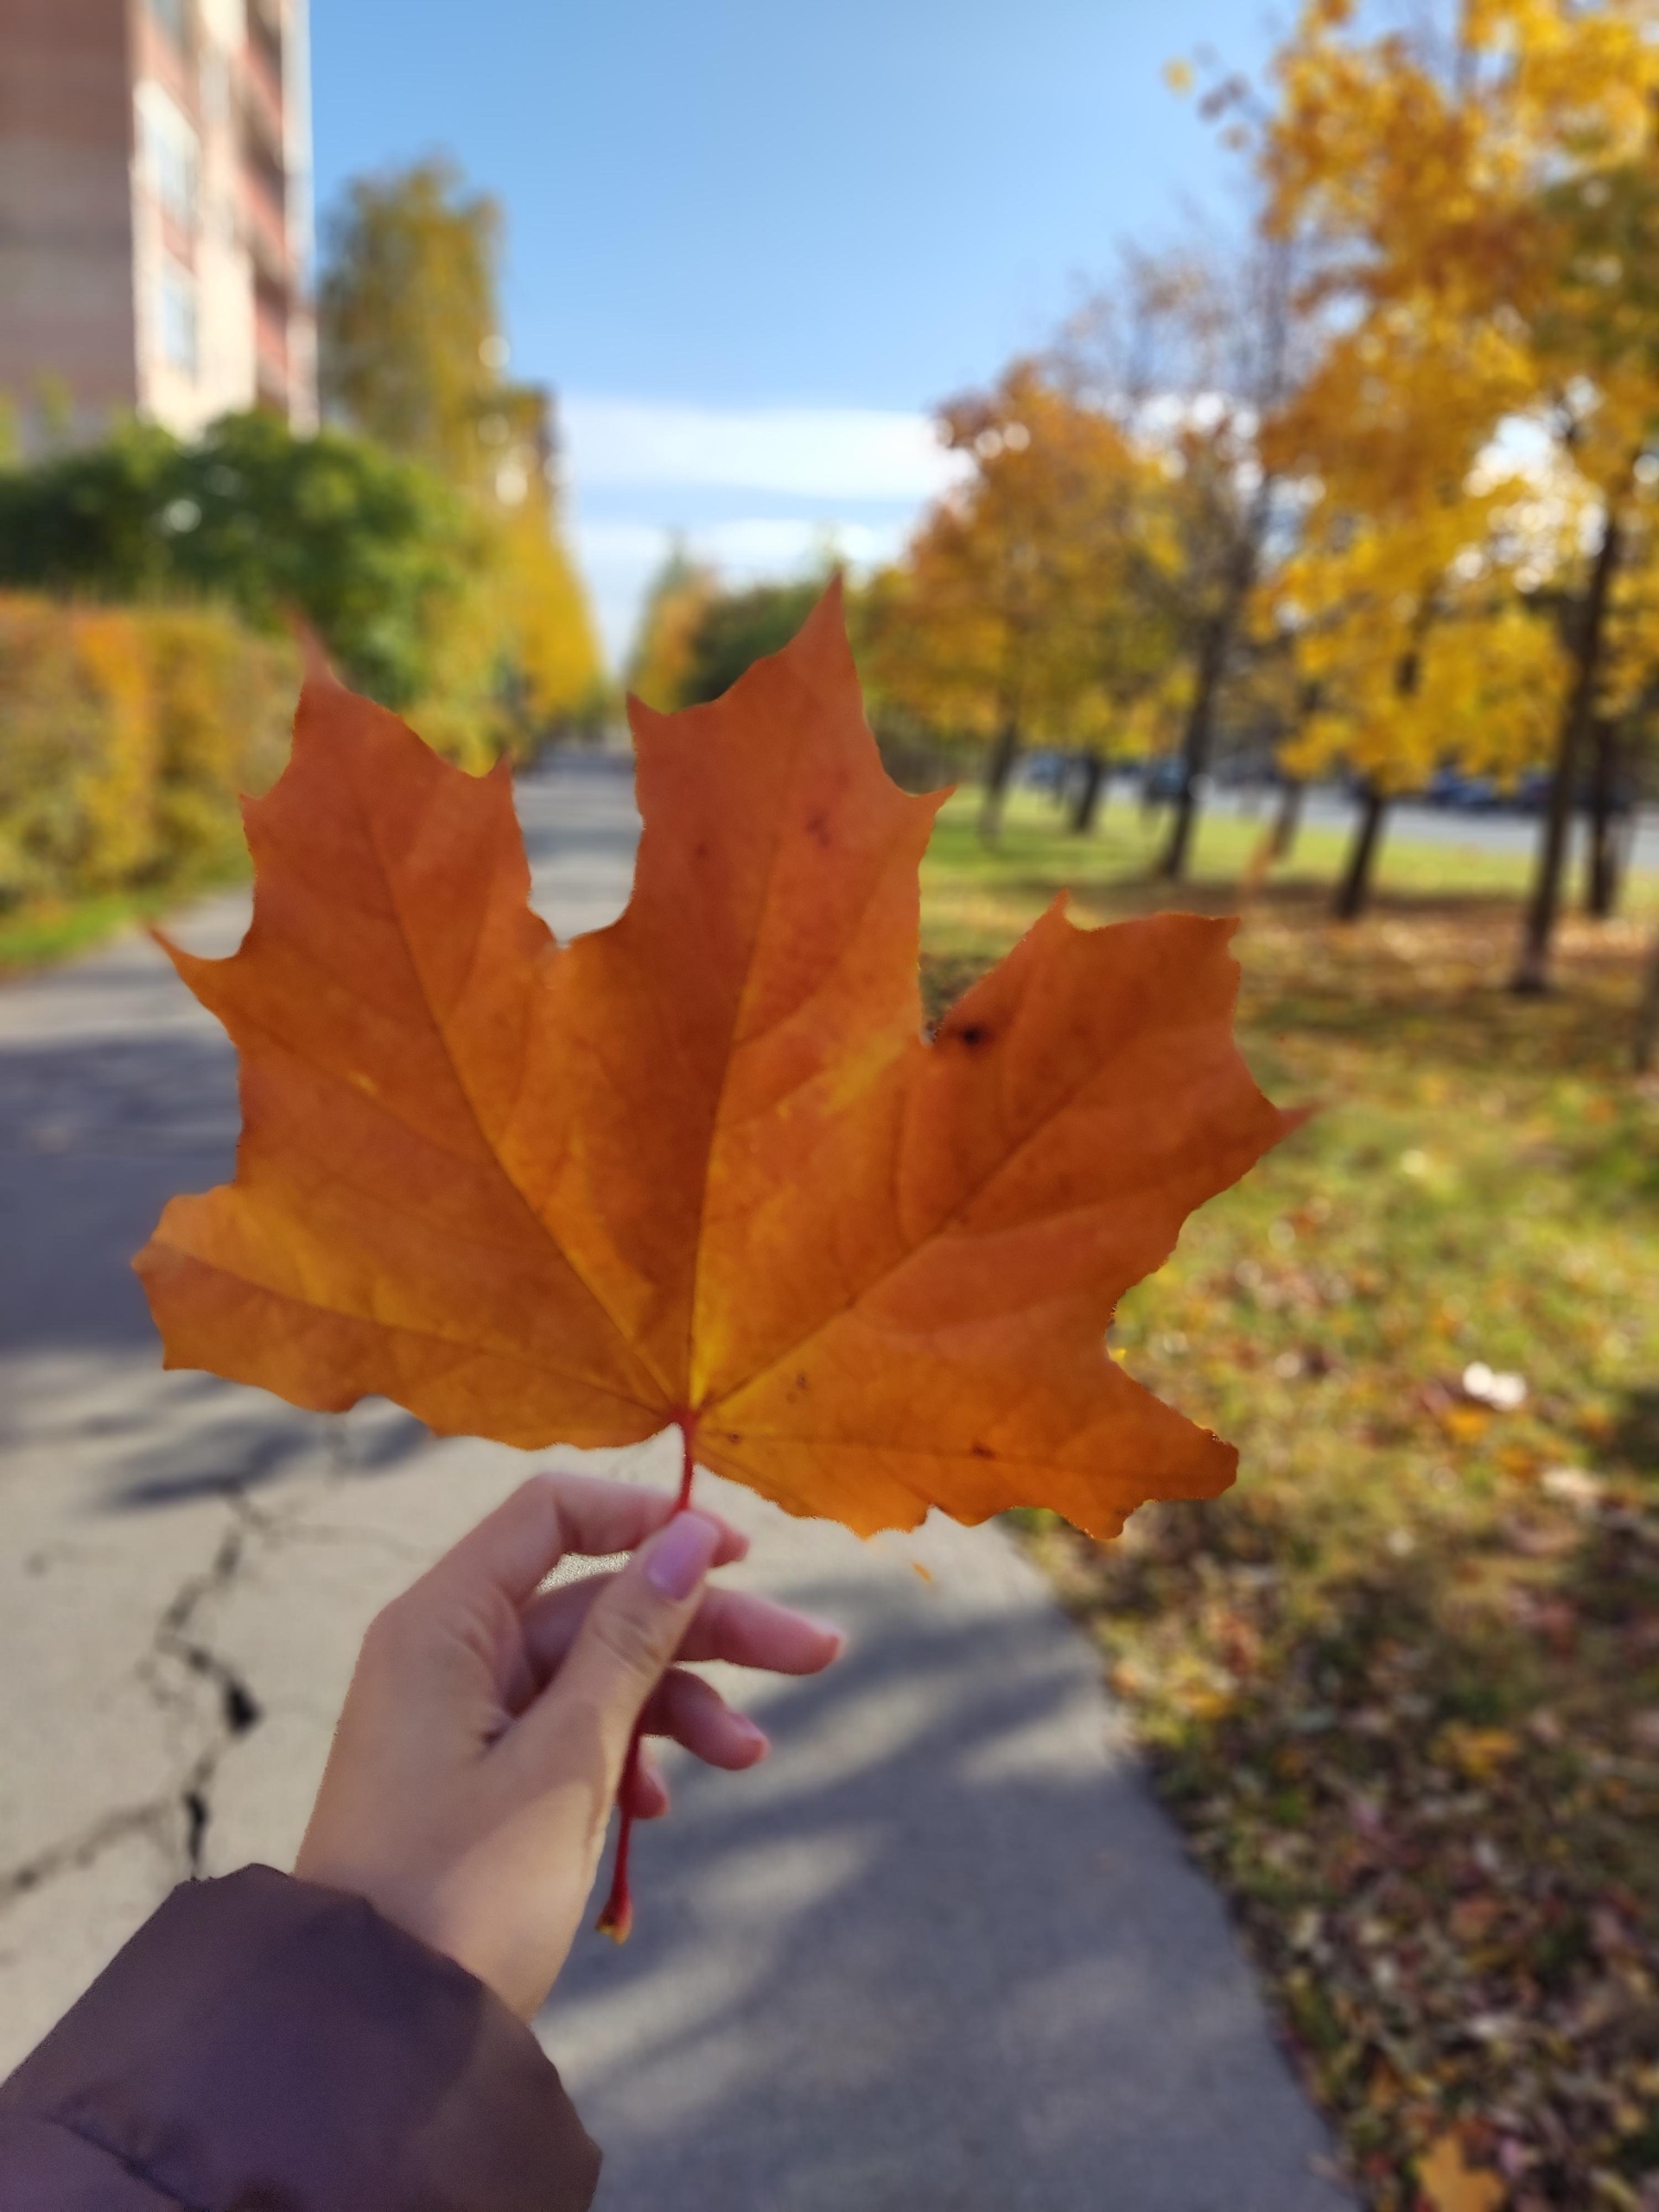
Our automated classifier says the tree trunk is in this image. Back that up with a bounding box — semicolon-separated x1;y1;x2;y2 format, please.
1635;927;1659;1073
1335;783;1389;921
1269;778;1303;862
1159;514;1265;882
1158;617;1226;881
1583;717;1624;918
1514;504;1624;994
1071;750;1109;834
979;719;1020;842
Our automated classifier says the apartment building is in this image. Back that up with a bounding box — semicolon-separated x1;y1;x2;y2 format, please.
0;0;315;448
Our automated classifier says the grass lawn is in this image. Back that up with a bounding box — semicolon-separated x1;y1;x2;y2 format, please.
0;849;255;983
0;888;183;980
919;785;1659;2212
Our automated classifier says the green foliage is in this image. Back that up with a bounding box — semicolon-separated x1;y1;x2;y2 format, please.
320;157;505;492
626;569;828;713
0;594;295;912
625;547;716;710
313;156;607;736
677;579;828;708
0;412;476;714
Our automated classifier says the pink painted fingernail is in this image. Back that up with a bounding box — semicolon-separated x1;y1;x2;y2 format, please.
644;1511;721;1601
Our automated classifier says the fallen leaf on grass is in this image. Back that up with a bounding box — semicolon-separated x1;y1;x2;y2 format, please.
1417;2132;1506;2212
135;587;1294;1541
1440;1404;1492;1446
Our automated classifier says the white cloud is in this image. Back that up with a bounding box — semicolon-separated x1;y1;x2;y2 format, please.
558;396;962;668
561;397;968;502
690;516;907;569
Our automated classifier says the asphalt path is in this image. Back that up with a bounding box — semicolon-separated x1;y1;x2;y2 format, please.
0;756;1349;2209
1095;769;1659;870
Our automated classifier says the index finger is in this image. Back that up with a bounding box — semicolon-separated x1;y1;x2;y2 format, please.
519;1575;843;1685
416;1471;749;1614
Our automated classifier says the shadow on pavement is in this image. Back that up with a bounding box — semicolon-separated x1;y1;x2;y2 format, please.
545;1569;1348;2212
0;1024;238;1357
111;1402;429;1510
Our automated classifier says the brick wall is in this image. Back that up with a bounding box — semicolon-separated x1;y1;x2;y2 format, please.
0;0;139;443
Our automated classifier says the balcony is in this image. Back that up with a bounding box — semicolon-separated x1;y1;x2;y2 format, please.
238;54;287;176
242;162;290;283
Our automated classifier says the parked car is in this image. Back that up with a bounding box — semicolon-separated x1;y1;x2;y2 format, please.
1427;768;1501;810
1141;756;1189;804
1020;750;1069;791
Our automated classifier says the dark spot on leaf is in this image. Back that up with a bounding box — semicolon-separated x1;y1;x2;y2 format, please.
803;810;831;849
971;1441;994;1459
955;1024;992;1048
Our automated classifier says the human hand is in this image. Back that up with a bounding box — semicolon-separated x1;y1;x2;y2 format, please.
294;1472;842;2018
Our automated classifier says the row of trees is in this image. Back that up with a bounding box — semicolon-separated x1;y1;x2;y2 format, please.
636;0;1659;996
629;556;823;717
1;160;605;771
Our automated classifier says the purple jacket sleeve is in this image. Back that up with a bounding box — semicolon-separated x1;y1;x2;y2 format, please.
0;1865;601;2212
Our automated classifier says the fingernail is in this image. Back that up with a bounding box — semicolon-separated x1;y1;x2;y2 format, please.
737;1718;771;1758
644;1511;721;1601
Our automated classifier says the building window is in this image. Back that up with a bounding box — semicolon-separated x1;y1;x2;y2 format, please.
249;0;283;82
137;83;200;233
159;258;199;378
150;0;190;48
199;0;247;48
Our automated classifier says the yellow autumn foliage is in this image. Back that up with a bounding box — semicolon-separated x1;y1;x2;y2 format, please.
861;362;1184;753
626;551;720;715
0;596;296;907
498;511;607;729
1276;498;1570;795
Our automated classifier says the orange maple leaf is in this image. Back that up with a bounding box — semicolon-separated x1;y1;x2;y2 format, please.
135;585;1293;1544
1417;2133;1506;2212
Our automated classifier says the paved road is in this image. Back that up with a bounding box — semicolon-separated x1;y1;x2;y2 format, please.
0;756;1349;2209
1091;767;1659;870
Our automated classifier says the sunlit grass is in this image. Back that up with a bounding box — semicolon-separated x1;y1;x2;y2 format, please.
0;849;251;982
0;890;174;980
920;784;1659;967
918;785;1659;2209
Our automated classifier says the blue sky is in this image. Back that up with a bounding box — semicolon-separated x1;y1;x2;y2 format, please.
311;1;1275;662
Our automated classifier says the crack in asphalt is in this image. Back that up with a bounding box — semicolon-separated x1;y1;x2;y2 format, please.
0;1801;177;1910
0;1446;448;1916
0;1484;278;1911
139;1487;269;1878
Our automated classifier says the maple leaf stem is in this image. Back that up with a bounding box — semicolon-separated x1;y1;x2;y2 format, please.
595;1412;698;1944
673;1413;696;1511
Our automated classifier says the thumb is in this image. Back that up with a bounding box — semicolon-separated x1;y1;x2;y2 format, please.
554;1510;722;1754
